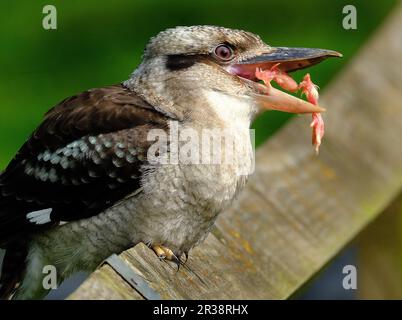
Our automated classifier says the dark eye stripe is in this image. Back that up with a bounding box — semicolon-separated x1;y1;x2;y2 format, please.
166;54;199;71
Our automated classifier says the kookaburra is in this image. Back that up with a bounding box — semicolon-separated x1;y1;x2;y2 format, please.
0;25;340;299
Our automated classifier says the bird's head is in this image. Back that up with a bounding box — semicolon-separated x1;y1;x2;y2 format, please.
125;26;341;120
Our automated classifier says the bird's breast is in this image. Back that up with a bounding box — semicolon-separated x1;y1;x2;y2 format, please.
203;89;257;130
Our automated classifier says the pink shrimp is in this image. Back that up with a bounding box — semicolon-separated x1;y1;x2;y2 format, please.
255;63;299;92
256;67;324;154
298;74;323;154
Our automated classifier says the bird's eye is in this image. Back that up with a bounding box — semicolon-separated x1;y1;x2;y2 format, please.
214;44;234;61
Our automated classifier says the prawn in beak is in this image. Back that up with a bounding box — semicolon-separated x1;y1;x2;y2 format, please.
227;47;342;114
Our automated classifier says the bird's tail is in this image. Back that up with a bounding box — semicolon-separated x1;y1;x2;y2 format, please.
0;241;28;300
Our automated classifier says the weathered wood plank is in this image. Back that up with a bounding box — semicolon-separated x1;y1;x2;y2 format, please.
68;264;143;300
70;5;402;300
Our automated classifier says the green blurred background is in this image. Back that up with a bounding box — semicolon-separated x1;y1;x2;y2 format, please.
0;0;396;169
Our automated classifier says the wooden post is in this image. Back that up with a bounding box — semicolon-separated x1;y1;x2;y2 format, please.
70;4;402;300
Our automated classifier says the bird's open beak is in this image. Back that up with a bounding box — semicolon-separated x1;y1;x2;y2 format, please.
228;47;342;114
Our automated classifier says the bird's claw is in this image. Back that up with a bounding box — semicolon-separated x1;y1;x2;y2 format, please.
150;245;190;271
152;244;181;266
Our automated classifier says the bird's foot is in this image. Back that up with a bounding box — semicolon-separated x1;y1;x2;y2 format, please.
151;244;180;265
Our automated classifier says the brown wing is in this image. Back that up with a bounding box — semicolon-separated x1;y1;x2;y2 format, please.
0;84;172;246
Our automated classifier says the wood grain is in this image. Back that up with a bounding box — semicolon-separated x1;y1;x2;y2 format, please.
69;4;402;300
